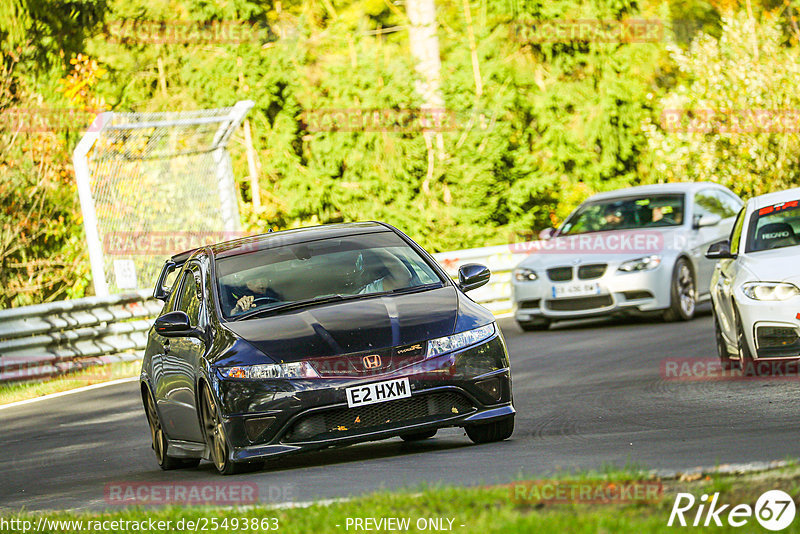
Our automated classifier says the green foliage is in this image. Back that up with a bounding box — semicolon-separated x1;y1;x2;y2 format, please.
0;128;91;307
4;0;800;306
0;0;109;68
643;12;800;197
0;51;99;307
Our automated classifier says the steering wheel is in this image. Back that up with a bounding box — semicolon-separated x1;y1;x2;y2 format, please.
251;296;280;307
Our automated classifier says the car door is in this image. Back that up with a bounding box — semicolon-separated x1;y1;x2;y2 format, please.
155;263;207;442
691;189;742;295
713;208;746;345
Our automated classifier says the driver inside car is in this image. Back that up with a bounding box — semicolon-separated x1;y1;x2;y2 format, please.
229;273;282;316
358;249;413;294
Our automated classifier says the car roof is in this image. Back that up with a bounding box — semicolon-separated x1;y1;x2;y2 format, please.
748;187;800;211
170;222;392;262
587;182;730;202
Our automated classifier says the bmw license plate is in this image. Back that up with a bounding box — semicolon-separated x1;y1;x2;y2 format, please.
346;377;411;408
551;282;601;299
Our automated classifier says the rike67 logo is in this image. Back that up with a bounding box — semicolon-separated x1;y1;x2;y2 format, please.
668;490;796;530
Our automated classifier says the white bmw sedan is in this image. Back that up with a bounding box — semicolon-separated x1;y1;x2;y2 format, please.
707;187;800;373
512;183;742;330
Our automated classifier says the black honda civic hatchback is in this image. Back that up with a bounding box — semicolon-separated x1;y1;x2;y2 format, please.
140;222;514;474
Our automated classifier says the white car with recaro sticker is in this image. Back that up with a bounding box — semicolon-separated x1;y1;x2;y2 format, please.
707;187;800;374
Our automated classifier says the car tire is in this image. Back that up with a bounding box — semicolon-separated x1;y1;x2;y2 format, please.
517;318;551;331
663;258;696;322
400;429;438;441
144;390;200;470
200;384;262;475
713;310;735;370
735;307;760;376
465;416;514;444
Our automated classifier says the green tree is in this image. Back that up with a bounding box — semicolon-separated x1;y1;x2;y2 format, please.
642;12;800;197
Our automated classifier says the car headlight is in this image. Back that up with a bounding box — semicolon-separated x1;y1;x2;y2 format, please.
514;267;538;282
220;361;320;379
617;255;662;273
742;282;800;301
427;323;495;358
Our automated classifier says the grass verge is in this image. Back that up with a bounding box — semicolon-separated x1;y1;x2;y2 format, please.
4;465;800;532
0;360;141;405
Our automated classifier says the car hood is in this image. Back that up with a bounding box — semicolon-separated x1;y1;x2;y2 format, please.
515;227;686;269
221;286;459;363
741;246;800;284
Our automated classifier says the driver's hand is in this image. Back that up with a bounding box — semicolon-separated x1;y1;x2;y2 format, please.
234;295;255;312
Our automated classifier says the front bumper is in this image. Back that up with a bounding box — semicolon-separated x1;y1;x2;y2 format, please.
736;296;800;360
512;263;672;321
212;335;514;462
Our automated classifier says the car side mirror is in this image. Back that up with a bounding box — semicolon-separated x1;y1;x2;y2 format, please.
695;213;722;229
705;239;735;260
539;227;556;240
154;311;197;337
458;263;491;292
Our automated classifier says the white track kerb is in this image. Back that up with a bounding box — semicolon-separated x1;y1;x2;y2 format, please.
72;101;254;297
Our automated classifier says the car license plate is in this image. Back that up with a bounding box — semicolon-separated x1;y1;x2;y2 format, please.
551;282;601;298
346;378;411;408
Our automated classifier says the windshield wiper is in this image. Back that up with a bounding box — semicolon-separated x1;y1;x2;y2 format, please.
390;282;443;294
230;294;356;321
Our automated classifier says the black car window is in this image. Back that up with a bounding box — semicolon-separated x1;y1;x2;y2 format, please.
177;270;202;327
215;231;444;320
694;189;741;220
559;194;685;235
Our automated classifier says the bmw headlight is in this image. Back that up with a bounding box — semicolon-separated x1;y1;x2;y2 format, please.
220;361;320;379
742;282;800;301
514;267;539;282
618;255;662;273
427;323;495;358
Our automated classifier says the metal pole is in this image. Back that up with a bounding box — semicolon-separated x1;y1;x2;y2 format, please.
72;112;111;297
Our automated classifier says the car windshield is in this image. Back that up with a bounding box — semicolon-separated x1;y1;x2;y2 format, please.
558;194;685;236
746;200;800;253
215;231;444;320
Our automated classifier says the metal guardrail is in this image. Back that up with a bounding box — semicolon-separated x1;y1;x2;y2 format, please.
0;244;528;383
432;244;527;315
0;290;163;382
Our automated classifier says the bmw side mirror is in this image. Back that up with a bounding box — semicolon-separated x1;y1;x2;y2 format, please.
154;311;196;337
695;213;722;229
458;263;491;292
705;239;735;260
539;227;556;240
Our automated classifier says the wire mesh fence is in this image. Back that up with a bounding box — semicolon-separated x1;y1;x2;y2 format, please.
73;101;253;296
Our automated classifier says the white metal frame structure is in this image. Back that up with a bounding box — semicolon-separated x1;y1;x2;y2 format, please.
73;101;254;296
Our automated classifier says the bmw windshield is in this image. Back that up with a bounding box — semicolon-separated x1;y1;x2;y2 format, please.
215;232;445;320
558;194;685;236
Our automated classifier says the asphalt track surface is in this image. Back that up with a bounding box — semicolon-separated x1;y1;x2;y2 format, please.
4;306;800;511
